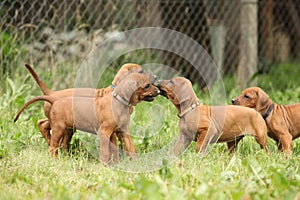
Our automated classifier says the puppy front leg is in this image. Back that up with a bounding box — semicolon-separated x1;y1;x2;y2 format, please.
109;133;119;163
271;124;292;156
171;129;193;156
278;131;292;157
98;128;111;164
276;140;282;151
196;126;218;155
195;131;207;153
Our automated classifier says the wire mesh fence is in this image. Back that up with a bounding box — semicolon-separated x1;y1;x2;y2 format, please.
1;0;300;89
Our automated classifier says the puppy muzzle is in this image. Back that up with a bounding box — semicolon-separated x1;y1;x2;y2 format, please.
231;98;239;105
143;87;160;102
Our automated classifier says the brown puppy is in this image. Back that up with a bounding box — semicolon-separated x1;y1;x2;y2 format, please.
15;73;160;163
157;77;269;155
25;63;146;149
232;87;300;156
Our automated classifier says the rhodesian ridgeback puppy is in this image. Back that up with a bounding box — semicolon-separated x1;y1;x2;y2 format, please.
232;87;300;156
157;77;269;155
25;63;147;149
15;73;160;164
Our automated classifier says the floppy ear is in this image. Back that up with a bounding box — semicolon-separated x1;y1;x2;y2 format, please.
256;89;270;111
112;69;130;86
112;64;143;86
117;79;139;102
176;79;197;105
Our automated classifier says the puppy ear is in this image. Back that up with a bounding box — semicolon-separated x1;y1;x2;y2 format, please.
112;70;130;86
119;79;139;99
112;64;143;86
176;79;197;104
256;89;270;111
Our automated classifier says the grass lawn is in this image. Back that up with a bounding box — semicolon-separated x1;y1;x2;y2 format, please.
1;63;300;199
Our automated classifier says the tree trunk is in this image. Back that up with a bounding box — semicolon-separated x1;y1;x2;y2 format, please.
260;0;273;61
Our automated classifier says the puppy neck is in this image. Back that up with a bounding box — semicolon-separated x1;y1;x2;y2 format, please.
178;101;201;118
112;90;131;107
113;85;134;106
177;96;199;117
262;102;275;119
258;99;274;117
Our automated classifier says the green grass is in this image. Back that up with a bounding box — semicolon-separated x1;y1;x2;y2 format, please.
1;68;300;199
257;62;300;92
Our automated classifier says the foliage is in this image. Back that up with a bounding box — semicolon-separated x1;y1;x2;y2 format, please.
257;62;300;91
0;32;28;78
1;67;300;199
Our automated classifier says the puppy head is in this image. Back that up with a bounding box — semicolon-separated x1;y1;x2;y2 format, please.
115;73;159;106
112;63;144;86
232;87;270;112
112;63;157;86
157;77;195;106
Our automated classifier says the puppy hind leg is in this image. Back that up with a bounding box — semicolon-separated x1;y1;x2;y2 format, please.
121;134;137;160
49;124;66;157
59;128;75;151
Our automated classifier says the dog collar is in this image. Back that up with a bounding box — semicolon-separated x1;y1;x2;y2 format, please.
112;91;131;107
262;103;274;119
178;101;200;118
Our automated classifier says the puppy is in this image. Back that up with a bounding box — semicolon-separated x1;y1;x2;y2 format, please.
157;77;269;155
15;73;160;164
25;63;148;149
232;86;300;156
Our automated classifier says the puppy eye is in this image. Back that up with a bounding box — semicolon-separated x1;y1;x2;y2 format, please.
144;83;150;90
169;79;174;84
139;69;144;73
244;94;250;99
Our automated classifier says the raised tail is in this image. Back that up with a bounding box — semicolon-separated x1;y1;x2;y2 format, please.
14;95;57;122
25;63;52;95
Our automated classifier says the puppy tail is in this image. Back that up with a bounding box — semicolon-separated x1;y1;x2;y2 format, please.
14;96;56;123
25;63;52;95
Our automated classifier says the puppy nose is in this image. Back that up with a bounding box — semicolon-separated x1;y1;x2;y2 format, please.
156;88;160;94
231;99;236;104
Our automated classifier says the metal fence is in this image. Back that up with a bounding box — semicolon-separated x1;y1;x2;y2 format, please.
1;0;300;88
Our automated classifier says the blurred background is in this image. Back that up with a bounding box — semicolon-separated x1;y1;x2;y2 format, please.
1;0;300;92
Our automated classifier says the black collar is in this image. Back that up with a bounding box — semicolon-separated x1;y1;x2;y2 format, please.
262;103;274;119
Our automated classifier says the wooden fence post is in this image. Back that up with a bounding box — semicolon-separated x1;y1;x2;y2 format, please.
238;0;258;88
